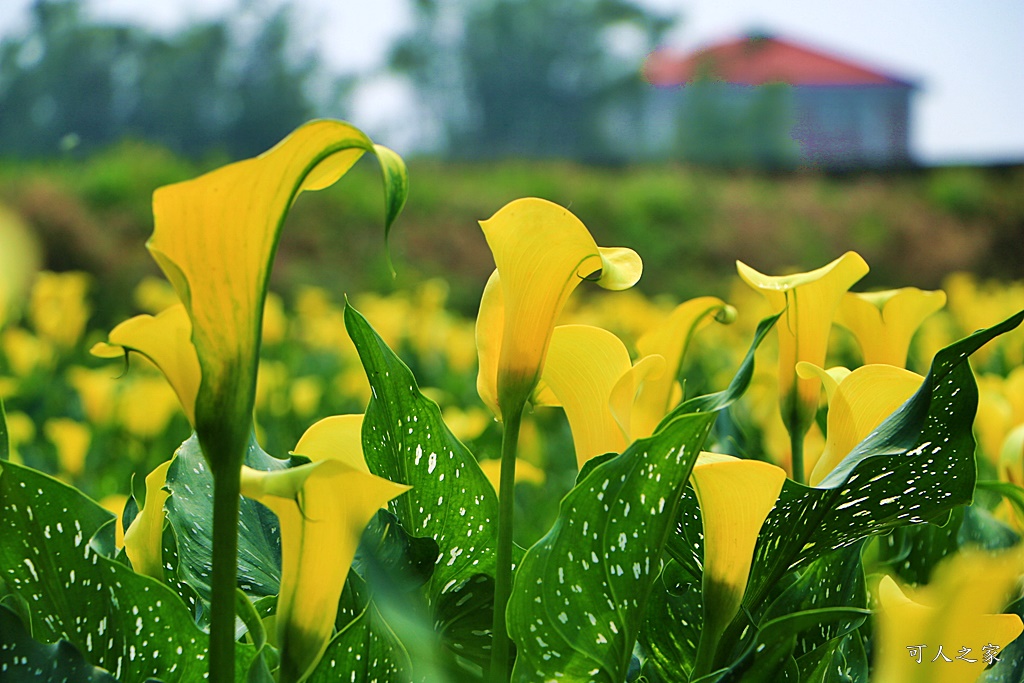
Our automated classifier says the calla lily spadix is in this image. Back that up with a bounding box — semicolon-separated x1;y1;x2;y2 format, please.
796;362;922;487
476;198;642;419
873;549;1024;683
690;452;787;676
836;287;946;368
737;252;868;482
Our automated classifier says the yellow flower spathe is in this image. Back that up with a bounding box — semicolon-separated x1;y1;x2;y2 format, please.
690;452;787;672
92;304;200;425
737;252;868;478
29;271;91;349
0;203;41;329
123;459;173;581
43;417;91;479
836;287;946;367
796;362;922;487
631;297;734;439
240;458;408;683
146;119;405;470
873;549;1024;683
476;198;641;418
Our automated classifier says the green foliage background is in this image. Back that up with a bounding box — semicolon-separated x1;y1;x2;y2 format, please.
1;143;1021;323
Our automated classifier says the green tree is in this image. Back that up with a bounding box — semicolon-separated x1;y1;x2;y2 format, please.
391;0;673;159
0;0;332;159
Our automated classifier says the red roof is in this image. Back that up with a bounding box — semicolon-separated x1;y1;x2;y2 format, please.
644;34;914;88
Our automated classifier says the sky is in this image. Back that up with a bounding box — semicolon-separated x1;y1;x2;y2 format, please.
2;0;1022;164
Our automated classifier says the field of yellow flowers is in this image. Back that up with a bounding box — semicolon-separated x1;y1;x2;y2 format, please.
1;120;1024;682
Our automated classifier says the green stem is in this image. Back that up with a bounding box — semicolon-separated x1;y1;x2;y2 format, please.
209;466;241;683
691;626;719;679
790;427;805;485
488;401;525;683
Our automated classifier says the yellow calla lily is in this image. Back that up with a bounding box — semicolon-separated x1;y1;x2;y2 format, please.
631;297;735;439
91;304;200;425
291;413;367;472
240;460;409;683
836;288;946;367
0;202;41;329
476;198;642;418
123;458;173;580
690;452;787;675
998;424;1024;488
737;252;869;482
147;119;405;471
540;325;635;465
43;417;91;479
536;324;666;467
873;549;1024;683
796;362;922;487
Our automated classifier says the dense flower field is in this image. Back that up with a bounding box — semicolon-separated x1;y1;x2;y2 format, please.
1;120;1023;682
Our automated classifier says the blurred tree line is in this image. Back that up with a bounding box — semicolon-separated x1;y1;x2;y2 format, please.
0;0;678;161
0;0;335;158
390;0;673;160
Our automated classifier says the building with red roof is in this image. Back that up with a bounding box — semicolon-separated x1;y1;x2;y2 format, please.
632;32;917;167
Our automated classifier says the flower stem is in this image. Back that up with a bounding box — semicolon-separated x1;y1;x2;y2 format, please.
790;428;805;485
489;401;525;683
209;466;241;683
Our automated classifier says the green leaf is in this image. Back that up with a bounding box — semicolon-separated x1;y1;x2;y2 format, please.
978;595;1024;683
354;509;440;594
372;143;410;277
796;630;868;683
508;411;717;682
758;544;867;659
640;560;703;682
0;460;257;681
308;572;413;683
0;604;116;682
714;608;869;683
164;432;286;602
0;397;8;461
344;303;500;599
977;480;1024;529
743;310;1024;612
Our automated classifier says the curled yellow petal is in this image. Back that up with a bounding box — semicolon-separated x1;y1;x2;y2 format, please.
292;414;367;472
123;459;173;580
478;197;641;415
632;297;734;438
149;120;399;466
475;270;504;419
836;287;946;367
806;364;922;487
795;361;851;404
241;461;409;683
737;252;868;438
91;304;200;425
609;353;666;442
691;453;787;666
540;325;634;467
874;549;1024;683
